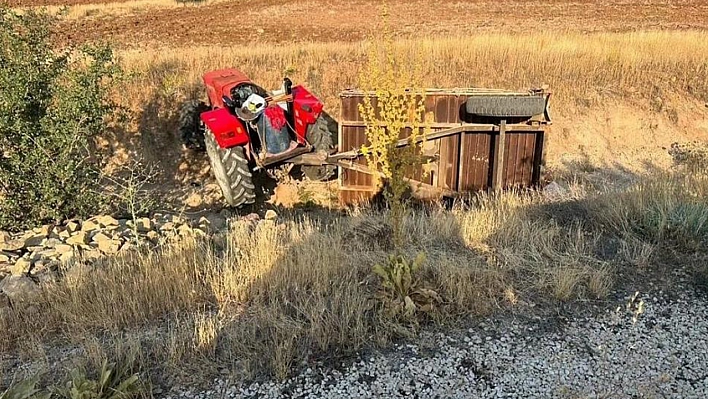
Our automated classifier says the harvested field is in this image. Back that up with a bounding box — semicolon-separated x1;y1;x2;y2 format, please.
11;0;708;47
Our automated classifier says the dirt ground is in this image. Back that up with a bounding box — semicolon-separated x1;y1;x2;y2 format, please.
13;0;708;47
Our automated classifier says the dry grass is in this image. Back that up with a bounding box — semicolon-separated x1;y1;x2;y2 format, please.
2;167;706;381
110;31;708;184
118;31;708;116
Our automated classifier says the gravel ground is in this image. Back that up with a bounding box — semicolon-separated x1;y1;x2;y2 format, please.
167;288;708;399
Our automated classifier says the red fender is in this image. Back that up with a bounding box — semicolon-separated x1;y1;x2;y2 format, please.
200;108;249;148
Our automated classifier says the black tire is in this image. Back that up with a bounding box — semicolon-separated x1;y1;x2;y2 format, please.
178;100;209;151
204;129;256;207
465;95;546;118
301;112;337;181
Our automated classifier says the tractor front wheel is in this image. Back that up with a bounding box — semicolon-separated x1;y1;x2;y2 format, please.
204;129;256;207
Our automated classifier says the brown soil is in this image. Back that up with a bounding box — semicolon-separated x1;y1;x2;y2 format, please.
24;0;708;48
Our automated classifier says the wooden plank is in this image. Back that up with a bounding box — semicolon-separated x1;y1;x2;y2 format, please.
492;120;507;191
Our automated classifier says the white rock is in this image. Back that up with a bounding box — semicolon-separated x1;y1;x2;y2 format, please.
0;276;39;301
264;210;277;220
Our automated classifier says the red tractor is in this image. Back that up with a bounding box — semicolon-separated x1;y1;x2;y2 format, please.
178;68;337;207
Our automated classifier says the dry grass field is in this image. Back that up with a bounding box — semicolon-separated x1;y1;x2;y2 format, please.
2;0;708;392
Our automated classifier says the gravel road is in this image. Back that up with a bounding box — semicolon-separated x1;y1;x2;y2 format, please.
169;288;708;399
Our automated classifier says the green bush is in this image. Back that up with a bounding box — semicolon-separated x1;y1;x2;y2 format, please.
0;8;120;232
1;361;142;399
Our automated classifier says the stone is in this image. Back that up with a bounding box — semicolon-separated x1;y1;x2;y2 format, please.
1;238;24;252
10;258;32;276
66;220;81;233
21;233;46;249
146;231;159;241
58;229;71;239
55;244;73;255
96;215;120;227
81;219;101;232
136;217;153;233
41;238;63;248
97;238;122;255
80;249;103;261
0;276;40;301
66;232;89;246
264;210;278;220
0;252;10;263
0;231;10;244
206;214;227;230
36;248;56;259
542;181;567;200
243;213;260;223
32;225;52;237
50;226;64;239
59;251;75;263
160;222;176;231
92;232;112;243
30;260;51;275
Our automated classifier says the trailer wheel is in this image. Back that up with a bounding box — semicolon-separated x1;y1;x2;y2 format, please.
204;129;256;207
301;112;337;181
465;95;547;118
178;100;209;151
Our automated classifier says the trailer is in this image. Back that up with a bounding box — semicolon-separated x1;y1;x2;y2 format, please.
178;68;551;207
336;88;551;204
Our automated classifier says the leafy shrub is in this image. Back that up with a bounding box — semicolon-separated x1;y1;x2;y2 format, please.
0;8;120;231
1;378;49;399
54;360;141;399
358;4;428;248
373;252;441;320
1;361;142;399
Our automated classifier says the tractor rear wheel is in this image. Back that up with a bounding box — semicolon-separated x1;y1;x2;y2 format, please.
204;129;256;207
301;112;337;181
178;100;209;151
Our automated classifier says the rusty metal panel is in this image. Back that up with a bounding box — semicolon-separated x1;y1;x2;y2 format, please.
459;132;492;191
436;133;460;190
340;125;371;188
501;132;537;189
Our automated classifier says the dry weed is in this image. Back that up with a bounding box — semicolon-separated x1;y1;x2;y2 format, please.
2;170;707;379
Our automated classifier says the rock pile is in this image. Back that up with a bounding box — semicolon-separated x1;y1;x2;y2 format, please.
0;210;247;303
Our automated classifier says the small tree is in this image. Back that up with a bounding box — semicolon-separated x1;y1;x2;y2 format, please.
358;5;428;248
0;8;120;231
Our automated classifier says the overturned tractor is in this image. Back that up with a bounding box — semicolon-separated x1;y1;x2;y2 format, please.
179;68;551;208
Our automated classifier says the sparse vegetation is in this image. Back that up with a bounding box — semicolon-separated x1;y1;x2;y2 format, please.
0;360;143;399
2;166;706;381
